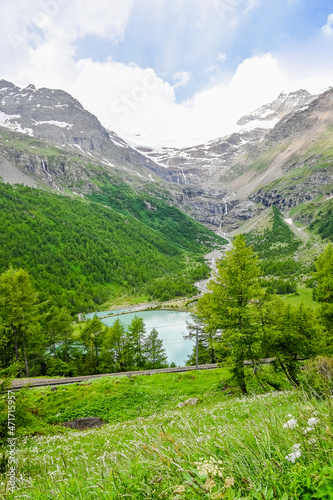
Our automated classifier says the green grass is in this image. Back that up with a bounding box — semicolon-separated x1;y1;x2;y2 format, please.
0;129;64;157
281;287;320;309
7;384;333;499
248;143;289;173
22;369;232;428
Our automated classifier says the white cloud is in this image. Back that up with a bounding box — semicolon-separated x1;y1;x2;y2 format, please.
3;46;333;149
1;0;333;149
322;13;333;36
217;53;227;62
1;0;133;57
173;71;192;89
245;0;260;13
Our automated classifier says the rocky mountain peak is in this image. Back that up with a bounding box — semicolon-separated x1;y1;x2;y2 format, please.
0;79;165;186
25;84;36;91
237;89;317;128
0;80;16;90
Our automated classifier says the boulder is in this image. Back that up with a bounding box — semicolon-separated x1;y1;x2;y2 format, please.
60;417;106;430
177;398;199;408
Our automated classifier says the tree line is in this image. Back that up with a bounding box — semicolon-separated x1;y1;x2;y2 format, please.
0;267;168;378
188;235;333;393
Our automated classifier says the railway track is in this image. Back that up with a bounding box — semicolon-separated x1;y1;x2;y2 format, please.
11;364;219;389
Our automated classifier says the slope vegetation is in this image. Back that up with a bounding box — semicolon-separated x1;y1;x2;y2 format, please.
0;182;223;313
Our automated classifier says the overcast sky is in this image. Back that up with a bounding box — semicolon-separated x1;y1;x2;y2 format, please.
1;0;333;148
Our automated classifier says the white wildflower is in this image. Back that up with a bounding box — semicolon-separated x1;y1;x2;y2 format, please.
283;418;298;429
173;485;186;495
307;417;319;427
308;438;317;445
303;427;314;434
225;476;235;488
204;478;216;491
285;443;301;463
194;457;224;478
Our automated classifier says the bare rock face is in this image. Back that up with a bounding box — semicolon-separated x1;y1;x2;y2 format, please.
0;80;165;182
60;417;106;430
177;398;200;408
237;89;316;127
141;88;333;230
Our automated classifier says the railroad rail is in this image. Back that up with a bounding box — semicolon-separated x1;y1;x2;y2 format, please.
11;364;219;389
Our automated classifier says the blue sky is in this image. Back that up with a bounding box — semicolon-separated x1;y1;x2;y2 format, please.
1;0;333;146
75;0;333;102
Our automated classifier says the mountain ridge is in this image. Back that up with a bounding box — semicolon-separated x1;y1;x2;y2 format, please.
0;79;332;236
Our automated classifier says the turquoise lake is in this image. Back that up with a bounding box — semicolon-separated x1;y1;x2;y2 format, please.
86;310;194;366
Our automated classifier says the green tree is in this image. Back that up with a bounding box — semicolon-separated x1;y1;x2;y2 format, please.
143;328;168;369
196;235;262;393
0;268;41;377
126;316;146;369
314;244;333;354
185;321;220;365
314;244;333;303
100;319;127;372
80;317;105;374
43;306;73;361
261;298;324;386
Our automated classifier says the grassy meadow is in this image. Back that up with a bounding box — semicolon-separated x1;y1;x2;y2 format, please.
2;366;333;499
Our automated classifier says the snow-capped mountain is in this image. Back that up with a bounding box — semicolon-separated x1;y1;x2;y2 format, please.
139;89;333;230
0;79;164;183
236;89;317;129
1;80;333;232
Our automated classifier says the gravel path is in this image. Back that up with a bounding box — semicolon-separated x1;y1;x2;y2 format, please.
195;238;232;294
11;364;219;389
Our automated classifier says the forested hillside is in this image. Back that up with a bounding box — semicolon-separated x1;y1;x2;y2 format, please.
0;182;223;313
243;206;304;294
309;201;333;241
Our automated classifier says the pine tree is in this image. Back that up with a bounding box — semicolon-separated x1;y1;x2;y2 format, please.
144;328;168;369
196;235;262;393
125;316;146;369
0;267;41;377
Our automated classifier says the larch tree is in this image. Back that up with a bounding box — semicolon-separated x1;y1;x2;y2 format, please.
80;316;105;374
126;316;146;369
314;244;333;354
43;306;73;361
100;319;127;372
0;267;40;377
195;234;262;393
144;328;168;369
261;298;323;387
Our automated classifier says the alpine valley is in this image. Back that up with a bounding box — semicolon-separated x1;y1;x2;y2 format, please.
0;79;333;312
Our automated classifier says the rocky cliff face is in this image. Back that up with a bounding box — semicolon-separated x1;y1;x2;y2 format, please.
140;89;333;231
236;89;317;127
0;80;165;185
